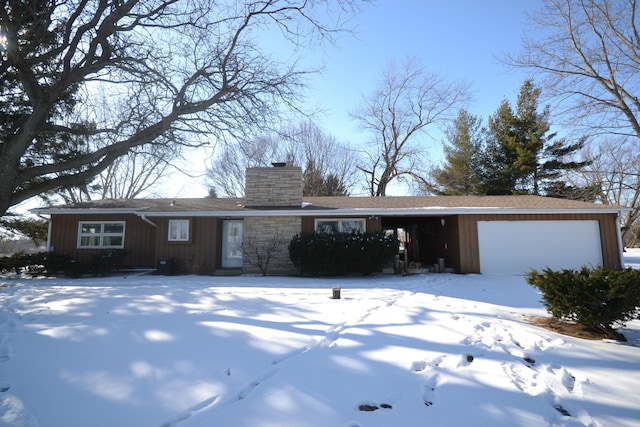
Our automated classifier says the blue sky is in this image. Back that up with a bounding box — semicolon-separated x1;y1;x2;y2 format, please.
175;1;544;198
301;0;540;147
171;1;542;198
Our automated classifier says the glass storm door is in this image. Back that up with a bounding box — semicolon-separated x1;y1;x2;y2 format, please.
222;220;243;268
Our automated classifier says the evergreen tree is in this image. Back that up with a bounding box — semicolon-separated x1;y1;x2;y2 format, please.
322;174;349;196
481;80;590;196
544;181;601;202
536;136;591;197
482;99;523;194
430;109;484;195
303;160;349;196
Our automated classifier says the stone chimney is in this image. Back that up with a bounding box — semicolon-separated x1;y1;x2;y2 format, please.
244;165;303;207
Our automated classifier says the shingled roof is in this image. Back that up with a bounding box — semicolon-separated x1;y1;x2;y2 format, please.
33;195;627;216
302;195;620;210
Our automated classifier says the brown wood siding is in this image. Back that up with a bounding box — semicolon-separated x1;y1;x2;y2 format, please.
49;214;155;267
442;216;460;272
456;213;622;273
301;217;314;234
457;215;480;273
154;217;219;274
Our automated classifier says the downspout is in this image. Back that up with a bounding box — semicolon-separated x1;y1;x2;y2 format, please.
138;213;157;228
37;214;52;252
616;211;625;269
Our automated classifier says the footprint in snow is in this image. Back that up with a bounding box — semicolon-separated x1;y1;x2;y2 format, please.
560;369;576;393
238;381;260;400
411;360;427;372
422;374;440;407
411;355;444;372
502;362;542;395
272;345;310;364
237;370;278;401
554;404;571;417
0;347;10;363
0;395;37;427
357;402;392;412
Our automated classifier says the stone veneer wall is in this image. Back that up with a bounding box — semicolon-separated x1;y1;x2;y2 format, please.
242;216;302;275
242;166;304;274
245;167;303;207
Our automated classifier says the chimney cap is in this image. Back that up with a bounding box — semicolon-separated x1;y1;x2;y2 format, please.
271;162;287;167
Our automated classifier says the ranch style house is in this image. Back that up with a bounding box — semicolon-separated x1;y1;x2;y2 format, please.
32;165;628;275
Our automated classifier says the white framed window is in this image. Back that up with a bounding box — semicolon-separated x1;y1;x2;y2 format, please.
314;218;366;234
168;219;190;242
78;222;125;248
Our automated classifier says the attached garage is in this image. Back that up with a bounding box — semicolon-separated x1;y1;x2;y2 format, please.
477;220;603;274
34;164;628;276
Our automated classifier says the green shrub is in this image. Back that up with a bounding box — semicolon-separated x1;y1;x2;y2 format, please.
89;249;129;276
44;252;74;274
0;252;47;274
289;232;399;276
0;250;129;278
527;266;640;340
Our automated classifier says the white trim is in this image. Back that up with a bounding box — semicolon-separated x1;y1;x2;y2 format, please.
168;219;190;242
616;211;626;268
32;206;631;218
222;220;243;268
33;208;147;215
77;221;126;249
46;218;52;252
144;207;628;217
314;218;366;233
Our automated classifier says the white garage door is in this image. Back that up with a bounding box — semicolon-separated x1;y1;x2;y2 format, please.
477;220;603;274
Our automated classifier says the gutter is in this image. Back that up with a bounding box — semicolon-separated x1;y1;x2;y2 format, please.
31;207;629;218
126;207;632;217
36;214;53;252
31;207;147;215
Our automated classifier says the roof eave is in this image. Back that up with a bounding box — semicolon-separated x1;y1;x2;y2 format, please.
31;207;147;215
32;206;630;217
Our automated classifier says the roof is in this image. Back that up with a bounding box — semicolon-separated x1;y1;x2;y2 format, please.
303;195;621;210
32;195;628;217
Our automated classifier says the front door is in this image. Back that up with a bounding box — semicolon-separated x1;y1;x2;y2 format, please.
222;220;243;268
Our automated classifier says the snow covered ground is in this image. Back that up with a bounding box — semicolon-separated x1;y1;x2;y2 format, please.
0;251;639;427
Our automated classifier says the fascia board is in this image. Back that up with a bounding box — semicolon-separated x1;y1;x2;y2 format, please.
32;206;630;217
31;207;147;215
137;207;630;217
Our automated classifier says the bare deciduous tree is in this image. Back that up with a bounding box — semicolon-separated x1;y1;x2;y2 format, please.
507;0;640;243
573;138;640;246
54;90;184;202
508;0;640;140
240;229;285;276
351;58;470;196
0;0;367;217
206;121;358;197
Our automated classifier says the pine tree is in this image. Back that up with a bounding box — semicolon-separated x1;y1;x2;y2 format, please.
430;109;484;195
481;80;590;196
536;136;592;197
303;160;349;196
481;99;523;194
